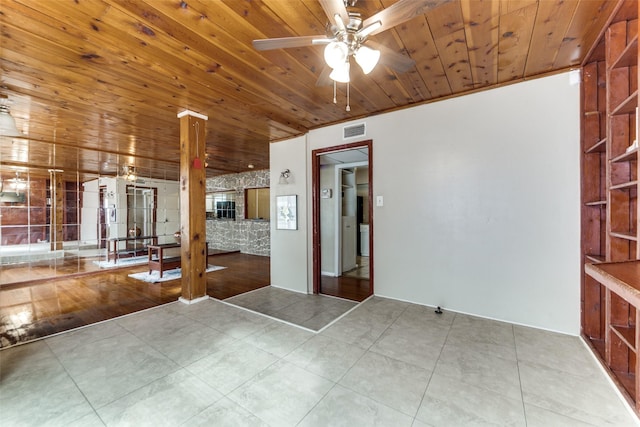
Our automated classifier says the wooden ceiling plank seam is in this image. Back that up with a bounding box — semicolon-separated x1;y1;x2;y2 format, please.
556;0;621;69
259;0;417;110
109;0;339;124
375;22;434;102
6;136;180;166
10;0;322;132
2;50;294;146
496;2;538;83
461;0;500;88
523;0;579;76
433;28;474;93
374;0;439;101
232;0;409;114
211;0;353;118
387;13;450;99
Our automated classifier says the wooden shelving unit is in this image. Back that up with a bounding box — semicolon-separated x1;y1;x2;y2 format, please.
585;261;640;409
581;0;640;415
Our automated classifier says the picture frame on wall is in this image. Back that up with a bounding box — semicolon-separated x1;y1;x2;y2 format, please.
276;195;297;230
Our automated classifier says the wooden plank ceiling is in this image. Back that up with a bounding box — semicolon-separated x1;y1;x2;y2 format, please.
0;0;630;182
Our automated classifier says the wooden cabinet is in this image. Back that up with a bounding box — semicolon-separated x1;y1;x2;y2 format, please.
581;0;640;414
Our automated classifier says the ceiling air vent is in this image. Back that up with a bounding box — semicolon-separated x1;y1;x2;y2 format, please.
343;123;366;140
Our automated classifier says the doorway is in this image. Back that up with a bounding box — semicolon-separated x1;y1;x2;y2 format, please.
312;140;373;302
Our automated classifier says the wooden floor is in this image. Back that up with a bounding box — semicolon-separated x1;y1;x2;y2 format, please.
0;251;370;348
320;275;371;302
0;252;270;348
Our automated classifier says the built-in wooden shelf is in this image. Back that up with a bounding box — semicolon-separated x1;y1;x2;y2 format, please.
610;180;638;190
611;324;637;350
586;254;606;263
611;90;638;116
611;35;638;69
612;146;639;162
610;231;638;241
586;138;607;153
586;261;640;302
582;15;639;415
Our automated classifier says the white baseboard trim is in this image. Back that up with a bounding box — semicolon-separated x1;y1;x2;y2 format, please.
178;295;210;305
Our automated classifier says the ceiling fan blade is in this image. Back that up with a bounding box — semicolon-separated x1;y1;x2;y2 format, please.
318;0;349;26
367;41;416;73
362;0;453;37
253;35;329;51
356;20;382;39
315;65;333;87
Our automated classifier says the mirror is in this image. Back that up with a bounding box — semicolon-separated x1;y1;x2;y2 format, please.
245;187;270;220
0;138;181;286
126;185;157;237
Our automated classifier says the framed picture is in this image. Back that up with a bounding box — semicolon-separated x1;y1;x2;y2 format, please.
276;195;297;230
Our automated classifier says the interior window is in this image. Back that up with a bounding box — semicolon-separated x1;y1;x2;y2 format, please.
206;190;236;220
245;187;270;220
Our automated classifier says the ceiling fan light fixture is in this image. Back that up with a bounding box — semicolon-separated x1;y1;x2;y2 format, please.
330;61;351;83
356;20;382;39
324;41;349;69
0;98;20;137
355;45;380;74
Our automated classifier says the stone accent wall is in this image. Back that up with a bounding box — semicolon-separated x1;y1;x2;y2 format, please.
206;170;270;256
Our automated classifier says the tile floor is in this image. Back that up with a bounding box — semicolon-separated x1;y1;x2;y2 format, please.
1;294;638;426
225;286;357;331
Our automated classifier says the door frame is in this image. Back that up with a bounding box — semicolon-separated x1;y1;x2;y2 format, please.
312;140;373;295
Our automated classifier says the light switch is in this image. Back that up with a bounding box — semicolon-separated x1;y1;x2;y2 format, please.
376;196;384;207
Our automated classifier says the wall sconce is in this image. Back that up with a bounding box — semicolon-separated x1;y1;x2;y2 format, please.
279;169;291;185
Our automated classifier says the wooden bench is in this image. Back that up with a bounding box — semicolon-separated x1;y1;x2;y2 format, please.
107;235;158;262
147;242;209;278
147;243;181;278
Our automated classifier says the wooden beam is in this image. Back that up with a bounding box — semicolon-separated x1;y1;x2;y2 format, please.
178;111;208;303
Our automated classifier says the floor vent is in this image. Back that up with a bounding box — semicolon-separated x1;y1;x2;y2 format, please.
343;123;366;139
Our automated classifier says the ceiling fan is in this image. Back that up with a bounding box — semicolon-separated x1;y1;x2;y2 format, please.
253;0;451;89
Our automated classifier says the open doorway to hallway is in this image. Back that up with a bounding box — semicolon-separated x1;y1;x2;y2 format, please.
312;141;373;302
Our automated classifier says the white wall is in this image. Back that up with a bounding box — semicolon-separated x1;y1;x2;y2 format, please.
270;135;308;293
271;72;581;334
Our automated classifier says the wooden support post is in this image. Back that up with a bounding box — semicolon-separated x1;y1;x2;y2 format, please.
177;110;208;304
50;172;64;251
